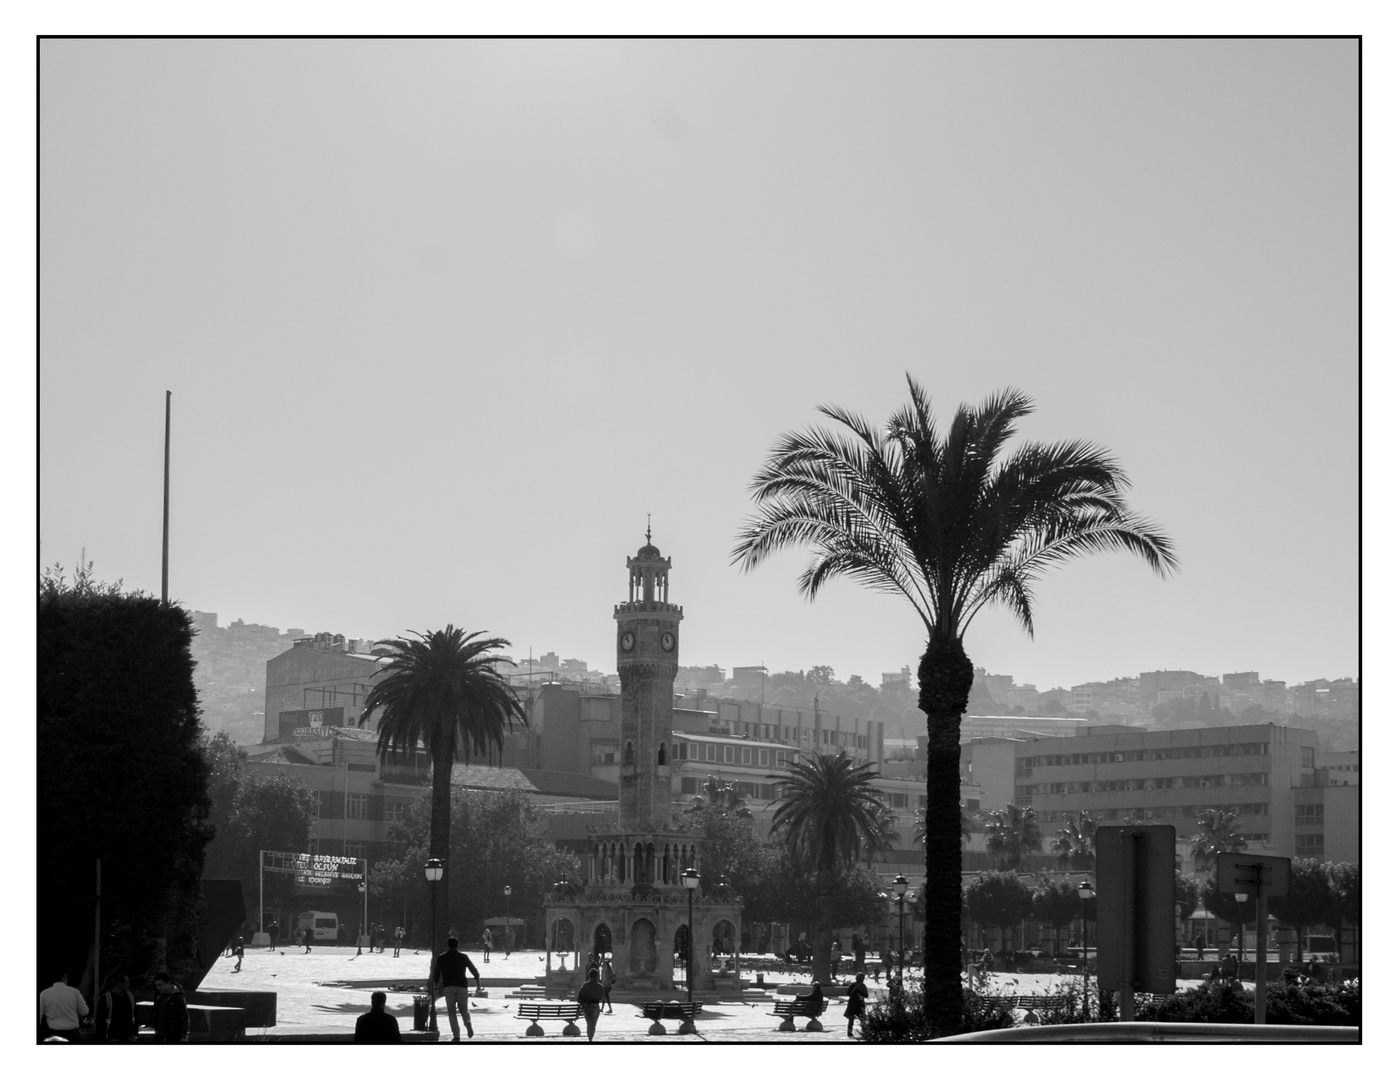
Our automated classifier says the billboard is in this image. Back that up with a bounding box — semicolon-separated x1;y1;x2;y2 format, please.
278;706;345;739
262;850;363;889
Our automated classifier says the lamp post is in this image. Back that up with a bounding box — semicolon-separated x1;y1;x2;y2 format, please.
682;868;700;1003
425;858;443;1033
357;881;367;956
1078;880;1095;1022
504;885;513;956
893;874;908;987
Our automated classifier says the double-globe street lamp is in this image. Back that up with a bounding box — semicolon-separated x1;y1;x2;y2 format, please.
504;884;513;955
425;858;443;1033
682;868;700;1003
1078;880;1095;1022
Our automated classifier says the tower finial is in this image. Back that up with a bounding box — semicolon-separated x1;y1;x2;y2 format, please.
646;513;651;544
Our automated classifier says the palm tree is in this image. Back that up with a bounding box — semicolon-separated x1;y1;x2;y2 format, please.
1189;808;1246;872
685;774;752;819
1052;811;1097;871
359;627;526;935
862;804;901;867
767;751;888;983
733;379;1176;1033
984;804;1043;870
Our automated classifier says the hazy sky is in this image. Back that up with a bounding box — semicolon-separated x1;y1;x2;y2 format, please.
38;38;1357;691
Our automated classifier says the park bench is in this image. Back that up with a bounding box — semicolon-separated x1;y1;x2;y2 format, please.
509;986;547;999
639;1000;702;1035
772;994;828;1032
516;1001;584;1037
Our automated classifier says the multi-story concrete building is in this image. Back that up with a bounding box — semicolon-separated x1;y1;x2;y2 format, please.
190;612;306;744
262;635;392;742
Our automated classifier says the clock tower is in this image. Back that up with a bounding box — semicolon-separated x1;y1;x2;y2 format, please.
614;524;683;831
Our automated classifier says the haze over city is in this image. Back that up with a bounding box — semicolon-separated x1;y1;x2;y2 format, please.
38;39;1357;693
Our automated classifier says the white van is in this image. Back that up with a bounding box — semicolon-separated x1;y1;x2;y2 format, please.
297;910;339;942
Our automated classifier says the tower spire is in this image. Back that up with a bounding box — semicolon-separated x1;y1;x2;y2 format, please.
646;513;652;544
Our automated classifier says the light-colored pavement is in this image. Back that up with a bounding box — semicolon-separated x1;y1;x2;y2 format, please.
198;947;1217;1043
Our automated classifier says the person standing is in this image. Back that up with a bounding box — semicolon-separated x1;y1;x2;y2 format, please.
354;990;402;1043
97;975;138;1043
268;920;279;949
577;968;606;1042
843;971;869;1038
38;971;88;1042
482;927;493;963
394;925;404;958
432;936;481;1041
151;972;189;1043
504;925;514;958
1194;932;1205;961
303;925;313;953
830;937;841;980
600;956;616;1014
378;925;387;953
852;934;866;975
232;938;244;974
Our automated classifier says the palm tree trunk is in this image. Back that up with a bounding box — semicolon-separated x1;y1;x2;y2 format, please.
812;865;834;984
918;635;975;1036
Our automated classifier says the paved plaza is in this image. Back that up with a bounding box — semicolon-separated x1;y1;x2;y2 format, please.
198;946;1216;1043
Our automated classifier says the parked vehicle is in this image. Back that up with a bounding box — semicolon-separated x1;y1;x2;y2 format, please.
296;910;339;942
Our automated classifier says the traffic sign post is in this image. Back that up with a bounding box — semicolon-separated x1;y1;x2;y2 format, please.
1094;825;1177;1022
1217;852;1290;1026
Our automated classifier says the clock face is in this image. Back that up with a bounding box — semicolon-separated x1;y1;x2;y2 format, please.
661;631;675;652
620;631;635;652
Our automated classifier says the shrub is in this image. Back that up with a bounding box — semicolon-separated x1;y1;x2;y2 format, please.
860;971;1016;1042
1134;979;1359;1026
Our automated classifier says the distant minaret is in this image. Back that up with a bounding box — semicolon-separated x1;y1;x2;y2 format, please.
614;523;683;831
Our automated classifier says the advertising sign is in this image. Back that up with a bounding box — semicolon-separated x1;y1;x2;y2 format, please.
278;706;345;739
262;850;363;889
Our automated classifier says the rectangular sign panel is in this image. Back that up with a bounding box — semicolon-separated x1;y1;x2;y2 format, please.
1094;825;1177;995
278;706;345;739
262;850;363;889
1217;852;1291;898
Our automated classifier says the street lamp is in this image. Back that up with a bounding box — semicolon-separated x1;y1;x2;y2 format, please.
1078;880;1095;1022
357;881;367;956
893;874;908;987
682;868;700;1003
425;858;443;1033
504;885;513;956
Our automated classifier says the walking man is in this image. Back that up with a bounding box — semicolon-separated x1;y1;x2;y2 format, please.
38;971;88;1042
151;972;189;1043
577;967;606;1042
1194;932;1205;961
394;925;404;958
354;991;403;1043
97;975;138;1043
303;925;313;953
844;971;869;1038
233;937;244;973
432;936;481;1041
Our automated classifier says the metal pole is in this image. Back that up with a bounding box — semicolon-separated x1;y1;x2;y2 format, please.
259;850;264;945
687;889;695;1003
897;896;905;984
1255;889;1268;1026
1082;897;1090;1022
429;880;438;1032
162;391;170;606
1119;832;1137;1023
93;858;101;1010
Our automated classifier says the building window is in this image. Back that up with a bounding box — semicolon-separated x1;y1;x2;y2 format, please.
1295;804;1324;826
741;747;752;765
346;793;368;820
724;745;735;764
1302;746;1315;769
758;749;769;766
345;840;366;861
705;744;717;762
888;793;908;809
385;800;411;823
775;751;787;767
1296;835;1324;858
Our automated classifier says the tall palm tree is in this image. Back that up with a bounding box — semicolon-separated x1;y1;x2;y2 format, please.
359;627;526;935
733;378;1176;1033
1052;810;1098;871
686;774;752;819
984;804;1043;870
767;751;887;983
1189;808;1247;871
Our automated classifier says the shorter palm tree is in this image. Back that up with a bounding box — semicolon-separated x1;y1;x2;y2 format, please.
1052;811;1097;871
984;805;1043;870
768;752;887;983
686;775;752;819
1189;809;1246;872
